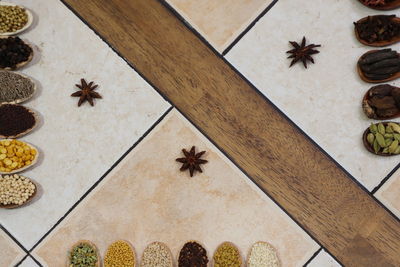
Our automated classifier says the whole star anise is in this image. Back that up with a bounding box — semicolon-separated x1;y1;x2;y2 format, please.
176;146;208;177
71;78;102;107
286;37;321;68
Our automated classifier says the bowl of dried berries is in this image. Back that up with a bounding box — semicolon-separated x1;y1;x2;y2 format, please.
358;0;400;10
0;36;33;70
247;242;280;267
68;240;100;267
141;242;173;267
362;84;400;119
0;139;38;174
363;122;400;156
0;71;36;104
354;15;400;47
0;104;38;139
104;240;136;267
357;49;400;83
0;2;33;36
0;174;36;209
178;241;209;267
213;242;242;267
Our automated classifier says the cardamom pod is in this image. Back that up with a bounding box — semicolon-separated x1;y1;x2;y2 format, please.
386;138;393;147
370;123;378;134
394;146;400;154
383;147;389;154
373;139;380;154
388;122;400;134
375;133;386;148
384;133;394;138
367;133;375;144
378;123;386;135
386;125;394;133
394;133;400;141
389;140;399;154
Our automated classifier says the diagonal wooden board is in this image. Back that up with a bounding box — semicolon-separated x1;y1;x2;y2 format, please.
61;0;400;265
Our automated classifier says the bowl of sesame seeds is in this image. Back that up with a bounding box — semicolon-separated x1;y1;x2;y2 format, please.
0;2;33;36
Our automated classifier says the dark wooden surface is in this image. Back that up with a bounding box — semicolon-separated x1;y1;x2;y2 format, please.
62;0;400;265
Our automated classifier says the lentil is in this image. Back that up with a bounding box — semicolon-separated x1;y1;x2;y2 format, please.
0;37;32;69
0;5;28;33
69;242;98;267
141;242;173;267
104;240;135;267
0;104;36;137
0;174;35;206
0;139;37;173
213;242;241;267
248;242;280;267
0;71;35;103
178;241;208;267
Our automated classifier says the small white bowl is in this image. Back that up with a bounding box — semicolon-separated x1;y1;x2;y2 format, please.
0;2;33;36
0;139;39;175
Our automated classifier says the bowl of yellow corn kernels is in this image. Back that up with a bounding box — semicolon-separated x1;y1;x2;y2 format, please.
0;139;38;174
0;2;33;36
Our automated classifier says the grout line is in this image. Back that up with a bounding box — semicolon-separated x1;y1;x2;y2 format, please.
303;247;322;266
0;225;29;254
14;254;28;267
371;162;400;195
58;0;399;263
28;106;173;254
222;0;279;55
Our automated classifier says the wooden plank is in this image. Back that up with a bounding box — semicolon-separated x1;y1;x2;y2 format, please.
61;0;400;265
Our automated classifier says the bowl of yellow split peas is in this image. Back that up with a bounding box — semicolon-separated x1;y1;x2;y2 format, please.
0;139;38;174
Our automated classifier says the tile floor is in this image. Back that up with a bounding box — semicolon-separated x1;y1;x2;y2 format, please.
32;110;319;266
1;0;399;266
164;0;275;53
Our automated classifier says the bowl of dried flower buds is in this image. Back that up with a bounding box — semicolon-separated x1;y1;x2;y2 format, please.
358;0;400;10
354;15;400;47
0;2;33;36
0;36;34;70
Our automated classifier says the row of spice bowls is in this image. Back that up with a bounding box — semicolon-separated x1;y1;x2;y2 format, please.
353;3;400;156
0;2;41;209
68;239;280;267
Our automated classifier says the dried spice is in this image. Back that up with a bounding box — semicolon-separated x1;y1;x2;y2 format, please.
0;174;35;207
176;146;208;177
178;241;208;267
0;71;35;104
286;37;321;68
71;79;102;107
213;242;241;267
0;104;36;137
354;15;400;44
358;49;400;80
141;242;173;267
104;240;135;267
69;242;98;267
0;139;37;173
0;5;28;33
0;37;32;69
248;242;280;267
361;0;395;7
363;84;400;119
364;122;400;155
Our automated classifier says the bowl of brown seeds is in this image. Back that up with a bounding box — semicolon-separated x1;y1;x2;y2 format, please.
213;242;242;267
0;104;38;139
0;36;33;70
0;2;33;36
178;241;209;267
0;71;36;104
0;174;37;209
141;241;173;267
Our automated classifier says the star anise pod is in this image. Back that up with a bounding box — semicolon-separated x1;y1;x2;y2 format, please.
71;78;102;107
176;146;208;177
286;37;321;68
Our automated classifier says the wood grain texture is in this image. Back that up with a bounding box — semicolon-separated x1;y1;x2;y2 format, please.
61;0;400;265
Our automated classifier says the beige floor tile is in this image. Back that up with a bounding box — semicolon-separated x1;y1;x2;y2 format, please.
33;110;318;266
165;0;274;52
0;229;25;266
375;169;400;219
